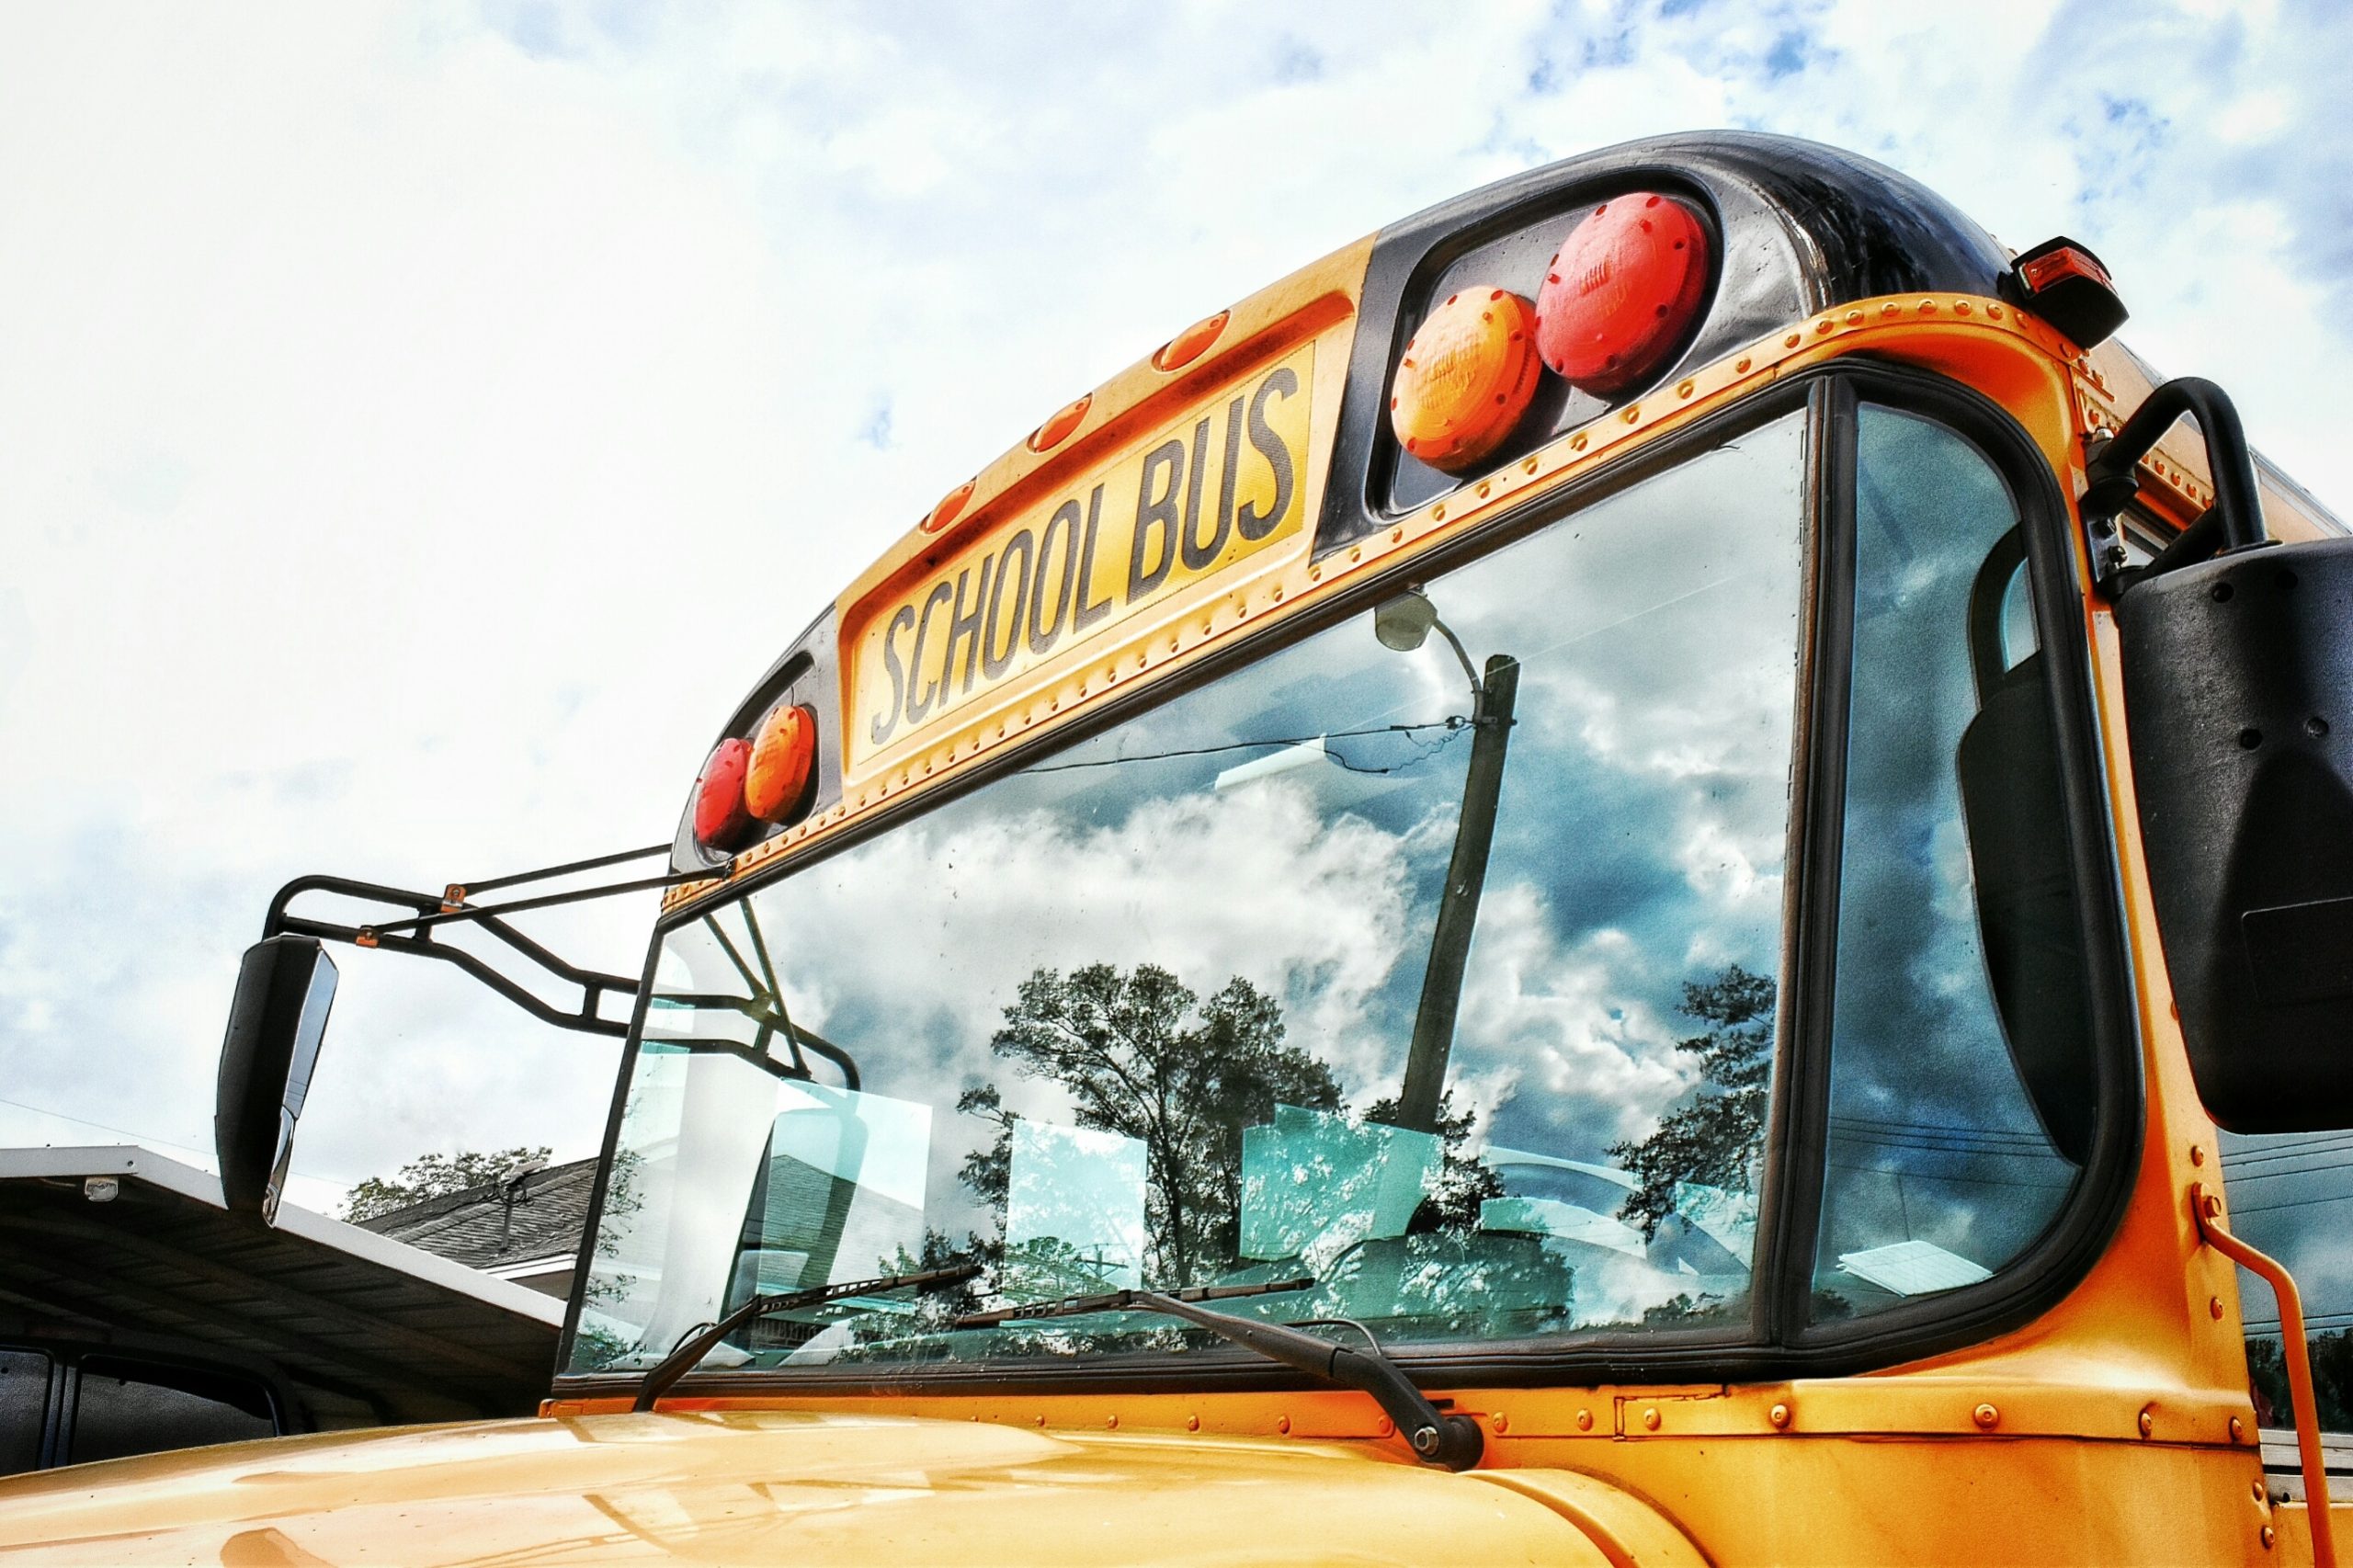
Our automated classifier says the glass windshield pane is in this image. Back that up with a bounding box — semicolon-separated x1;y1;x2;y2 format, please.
1810;404;2098;1321
573;410;1807;1376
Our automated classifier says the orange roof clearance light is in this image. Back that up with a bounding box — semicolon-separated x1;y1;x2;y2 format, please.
1534;192;1710;395
1028;393;1092;454
744;702;818;824
1388;287;1542;473
1154;310;1230;372
920;479;976;536
692;738;756;854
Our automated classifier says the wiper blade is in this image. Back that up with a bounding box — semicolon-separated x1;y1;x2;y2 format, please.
952;1277;1483;1471
633;1260;980;1412
953;1275;1314;1328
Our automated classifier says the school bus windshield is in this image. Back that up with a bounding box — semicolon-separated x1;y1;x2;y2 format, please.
571;400;2102;1380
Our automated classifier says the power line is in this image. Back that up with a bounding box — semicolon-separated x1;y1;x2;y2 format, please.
1017;717;1467;777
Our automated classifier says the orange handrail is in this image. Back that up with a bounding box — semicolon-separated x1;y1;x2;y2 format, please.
2195;1182;2337;1568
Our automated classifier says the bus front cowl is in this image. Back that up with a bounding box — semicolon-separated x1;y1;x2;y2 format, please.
0;1409;1681;1566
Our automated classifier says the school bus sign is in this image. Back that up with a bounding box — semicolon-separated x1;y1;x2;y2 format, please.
850;346;1313;767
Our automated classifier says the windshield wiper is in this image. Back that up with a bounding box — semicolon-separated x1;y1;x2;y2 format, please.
953;1277;1484;1471
633;1260;981;1412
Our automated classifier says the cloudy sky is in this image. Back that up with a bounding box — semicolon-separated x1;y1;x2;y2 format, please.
3;1;2347;1216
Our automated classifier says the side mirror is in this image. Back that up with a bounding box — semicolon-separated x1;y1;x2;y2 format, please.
2121;534;2353;1132
216;936;338;1221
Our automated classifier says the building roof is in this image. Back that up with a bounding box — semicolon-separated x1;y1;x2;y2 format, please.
354;1157;597;1275
0;1145;563;1423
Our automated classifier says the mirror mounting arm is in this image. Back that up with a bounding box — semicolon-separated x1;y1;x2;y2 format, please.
262;845;698;1039
2080;376;2268;601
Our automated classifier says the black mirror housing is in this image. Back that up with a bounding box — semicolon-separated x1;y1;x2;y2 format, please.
216;935;338;1221
2120;534;2353;1131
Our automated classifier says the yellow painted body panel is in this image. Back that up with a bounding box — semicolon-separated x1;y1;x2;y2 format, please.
0;1411;1633;1566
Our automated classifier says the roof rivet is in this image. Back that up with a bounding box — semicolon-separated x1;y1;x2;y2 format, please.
1476;481;1491;498
1433;505;1447;520
1844;309;1863;325
1919;299;1939;313
1277;1415;1292;1435
1814;318;1835;335
2253;1480;2266;1503
1881;301;1902;316
1522;455;1540;474
1106;1415;1119;1430
1350;546;1363;562
1972;1403;1999;1429
2190;1143;2206;1165
2232;1416;2247;1442
2138;1406;2155;1437
1642;1408;1661;1431
1035;1415;1047;1427
1492;1413;1508;1434
1575;1409;1594;1431
1736;356;1753;372
1987;303;2005;319
1187;1415;1200;1431
1677;379;1695;398
1954;301;1973;316
1769;1402;1791;1430
1784;332;1802;347
1391;527;1404;542
2263;1524;2278;1550
1621;405;1641;423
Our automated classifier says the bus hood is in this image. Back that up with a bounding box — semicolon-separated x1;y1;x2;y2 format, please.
0;1409;1658;1565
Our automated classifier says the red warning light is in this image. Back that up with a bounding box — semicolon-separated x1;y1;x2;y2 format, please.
1534;193;1710;395
692;738;756;853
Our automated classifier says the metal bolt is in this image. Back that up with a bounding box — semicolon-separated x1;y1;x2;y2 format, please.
2190;1144;2206;1166
1643;1408;1661;1431
1491;1413;1508;1435
2262;1525;2276;1550
1412;1426;1440;1455
1769;1403;1791;1430
1575;1410;1593;1432
2252;1480;2266;1503
1277;1415;1291;1435
2211;1297;2226;1321
2138;1407;2154;1437
1972;1403;2000;1430
1186;1415;1199;1432
1105;1415;1118;1430
2231;1417;2246;1442
1376;1417;1393;1437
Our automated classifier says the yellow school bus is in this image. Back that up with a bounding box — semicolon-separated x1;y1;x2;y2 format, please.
9;131;2352;1565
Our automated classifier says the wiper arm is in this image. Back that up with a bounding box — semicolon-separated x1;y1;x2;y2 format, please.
633;1260;981;1412
953;1277;1484;1471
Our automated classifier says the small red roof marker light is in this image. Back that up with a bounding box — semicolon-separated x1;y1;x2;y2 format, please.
1534;192;1711;395
2002;235;2128;348
692;738;756;853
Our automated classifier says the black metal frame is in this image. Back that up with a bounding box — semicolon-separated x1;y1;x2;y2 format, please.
550;359;2142;1403
2080;375;2270;600
262;845;709;1039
